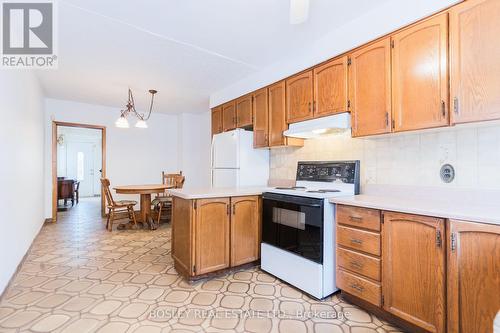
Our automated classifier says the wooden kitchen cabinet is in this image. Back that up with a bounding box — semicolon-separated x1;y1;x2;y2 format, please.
447;219;500;333
211;107;223;136
392;14;449;132
269;81;304;147
230;196;260;266
313;56;348;117
450;0;500;124
286;70;314;123
235;94;253;128
252;88;269;148
194;198;230;275
349;38;392;137
382;212;446;333
171;197;194;276
222;101;236;131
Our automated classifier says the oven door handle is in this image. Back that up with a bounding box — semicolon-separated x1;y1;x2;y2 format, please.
262;195;324;208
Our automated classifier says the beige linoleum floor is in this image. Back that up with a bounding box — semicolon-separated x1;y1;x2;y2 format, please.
0;197;404;333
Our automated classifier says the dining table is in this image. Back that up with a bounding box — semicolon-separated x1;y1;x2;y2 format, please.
114;184;173;230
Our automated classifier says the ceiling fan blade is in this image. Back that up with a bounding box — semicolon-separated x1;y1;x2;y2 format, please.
290;0;310;25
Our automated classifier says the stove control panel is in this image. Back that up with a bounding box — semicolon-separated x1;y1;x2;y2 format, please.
296;161;360;185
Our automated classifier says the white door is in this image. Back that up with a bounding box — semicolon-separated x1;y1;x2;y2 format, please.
66;142;95;197
212;169;239;188
213;130;240;168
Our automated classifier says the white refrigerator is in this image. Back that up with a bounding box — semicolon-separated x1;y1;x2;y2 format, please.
211;129;270;188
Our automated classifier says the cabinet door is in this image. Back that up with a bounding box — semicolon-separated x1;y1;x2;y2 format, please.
314;56;348;117
447;220;500;333
222;101;236;131
350;38;392;137
450;0;500;124
230;196;260;266
194;198;230;275
392;14;449;132
268;81;287;146
236;94;253;128
211;107;223;136
252;88;269;148
171;197;194;276
382;212;445;333
286;70;314;123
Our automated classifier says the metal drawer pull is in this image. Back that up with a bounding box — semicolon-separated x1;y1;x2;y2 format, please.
349;261;363;269
350;238;363;245
350;284;364;292
349;216;363;223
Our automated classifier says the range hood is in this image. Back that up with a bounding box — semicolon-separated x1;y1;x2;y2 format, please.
283;112;351;139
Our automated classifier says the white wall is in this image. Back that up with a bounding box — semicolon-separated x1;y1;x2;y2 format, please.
0;72;45;294
210;0;460;106
44;98;180;217
177;112;212;189
270;122;500;190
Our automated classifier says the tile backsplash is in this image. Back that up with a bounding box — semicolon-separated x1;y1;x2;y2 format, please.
270;122;500;190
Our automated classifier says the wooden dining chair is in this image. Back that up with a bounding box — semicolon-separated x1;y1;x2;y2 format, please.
152;171;185;224
101;178;137;231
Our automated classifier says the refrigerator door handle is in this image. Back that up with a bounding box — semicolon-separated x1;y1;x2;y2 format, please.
210;138;215;187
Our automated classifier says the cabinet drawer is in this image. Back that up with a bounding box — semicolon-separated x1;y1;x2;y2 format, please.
337;268;381;306
337;205;381;231
337;247;380;281
337;226;380;256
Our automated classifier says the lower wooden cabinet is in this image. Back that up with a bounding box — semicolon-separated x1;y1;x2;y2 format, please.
194;198;230;275
382;212;446;333
447;219;500;333
172;196;261;278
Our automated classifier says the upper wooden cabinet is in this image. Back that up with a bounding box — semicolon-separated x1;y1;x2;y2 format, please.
392;13;449;132
252;88;269;148
230;196;260;267
194;198;230;275
211;107;223;136
269;81;303;147
314;56;348;117
349;38;392;137
450;0;500;124
447;219;500;333
222;101;236;132
382;212;446;333
235;94;253;128
286;71;314;123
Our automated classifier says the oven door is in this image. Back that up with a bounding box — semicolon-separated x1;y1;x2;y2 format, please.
262;192;324;264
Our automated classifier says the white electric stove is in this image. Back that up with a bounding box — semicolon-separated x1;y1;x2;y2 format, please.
261;161;360;299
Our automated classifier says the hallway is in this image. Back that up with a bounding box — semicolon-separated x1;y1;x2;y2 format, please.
0;200;401;333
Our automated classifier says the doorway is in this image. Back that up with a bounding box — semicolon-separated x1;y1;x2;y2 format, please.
52;121;106;222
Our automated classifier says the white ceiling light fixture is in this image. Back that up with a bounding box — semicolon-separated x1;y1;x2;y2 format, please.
115;88;157;129
290;0;310;25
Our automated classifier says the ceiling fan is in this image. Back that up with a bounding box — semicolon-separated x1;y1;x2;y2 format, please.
289;0;310;25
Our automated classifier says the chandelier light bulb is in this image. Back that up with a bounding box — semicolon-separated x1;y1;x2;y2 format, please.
135;119;148;128
115;115;130;128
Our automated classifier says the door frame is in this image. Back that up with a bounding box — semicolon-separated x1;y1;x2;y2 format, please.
52;121;107;222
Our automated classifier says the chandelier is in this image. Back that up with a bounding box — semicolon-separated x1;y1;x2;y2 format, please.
115;88;158;129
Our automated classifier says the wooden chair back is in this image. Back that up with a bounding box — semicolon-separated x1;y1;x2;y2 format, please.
100;178;115;207
162;171;185;189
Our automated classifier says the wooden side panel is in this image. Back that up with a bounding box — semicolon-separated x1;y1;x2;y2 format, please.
447;219;500;333
195;198;230;274
350;38;392;137
211;107;223;136
286;71;314;123
252;88;269;148
171;197;194;276
450;0;500;124
230;196;260;266
222;101;236;131
236;94;253;127
313;56;348;117
382;212;446;333
392;14;449;132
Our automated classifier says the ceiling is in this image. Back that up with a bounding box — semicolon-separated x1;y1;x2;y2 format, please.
37;0;390;114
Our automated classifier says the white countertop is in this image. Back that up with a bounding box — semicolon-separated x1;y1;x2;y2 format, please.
167;186;267;200
329;185;500;226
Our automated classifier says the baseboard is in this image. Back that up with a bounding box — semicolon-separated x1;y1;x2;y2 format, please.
0;219;46;302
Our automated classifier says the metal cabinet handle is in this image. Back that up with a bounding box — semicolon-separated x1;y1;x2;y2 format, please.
349;261;363;269
350;284;364;292
350;239;363;245
453;97;459;115
441;100;446;118
349;216;363;223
